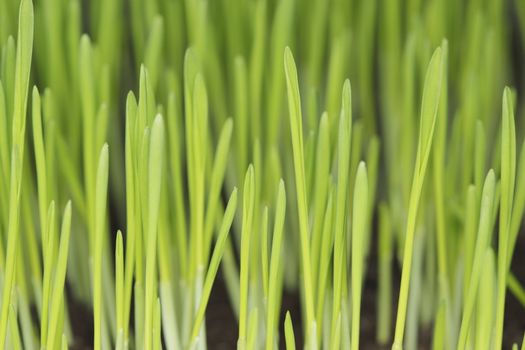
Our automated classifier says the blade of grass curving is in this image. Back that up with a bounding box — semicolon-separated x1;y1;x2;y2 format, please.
190;188;237;343
0;0;33;346
457;170;496;349
393;46;443;350
46;202;72;350
284;47;315;342
351;162;368;350
204;118;233;261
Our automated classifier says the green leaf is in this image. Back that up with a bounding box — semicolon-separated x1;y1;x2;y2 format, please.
332;79;352;348
0;1;33;346
284;312;296;350
93;144;109;350
284;46;315;338
351;162;368;350
144;114;165;350
46;202;72;350
393;45;444;349
266;180;286;349
238;165;255;346
115;230;124;333
494;87;517;350
457;170;496;349
191;188;237;343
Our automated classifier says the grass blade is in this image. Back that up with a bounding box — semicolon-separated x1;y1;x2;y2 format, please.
284;46;315;342
393;46;443;349
191;188;237;342
351;162;368;350
0;0;33;346
46;202;72;350
284;312;296;350
93;144;109;350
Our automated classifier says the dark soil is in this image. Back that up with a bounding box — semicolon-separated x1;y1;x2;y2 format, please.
64;230;525;349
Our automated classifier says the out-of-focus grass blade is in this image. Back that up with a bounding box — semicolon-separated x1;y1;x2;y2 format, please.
475;248;495;349
331;79;352;348
494;87;516;350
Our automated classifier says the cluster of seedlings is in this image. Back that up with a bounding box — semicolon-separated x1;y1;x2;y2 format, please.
0;0;525;349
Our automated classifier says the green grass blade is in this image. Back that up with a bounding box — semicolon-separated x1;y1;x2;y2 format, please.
494;87;516;350
238;165;255;348
474;248;495;349
191;188;237;343
393;46;443;349
46;202;72;350
115;230;124;334
377;202;392;344
284;312;296;350
41;201;56;346
351;162;368;350
331;79;352;348
284;46;315;341
144;115;165;350
457;170;496;349
0;0;33;346
93;144;109;350
266;180;286;350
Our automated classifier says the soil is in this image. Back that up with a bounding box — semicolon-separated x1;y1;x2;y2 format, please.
63;229;525;350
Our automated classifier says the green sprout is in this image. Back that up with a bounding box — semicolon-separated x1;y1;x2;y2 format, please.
0;0;524;349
